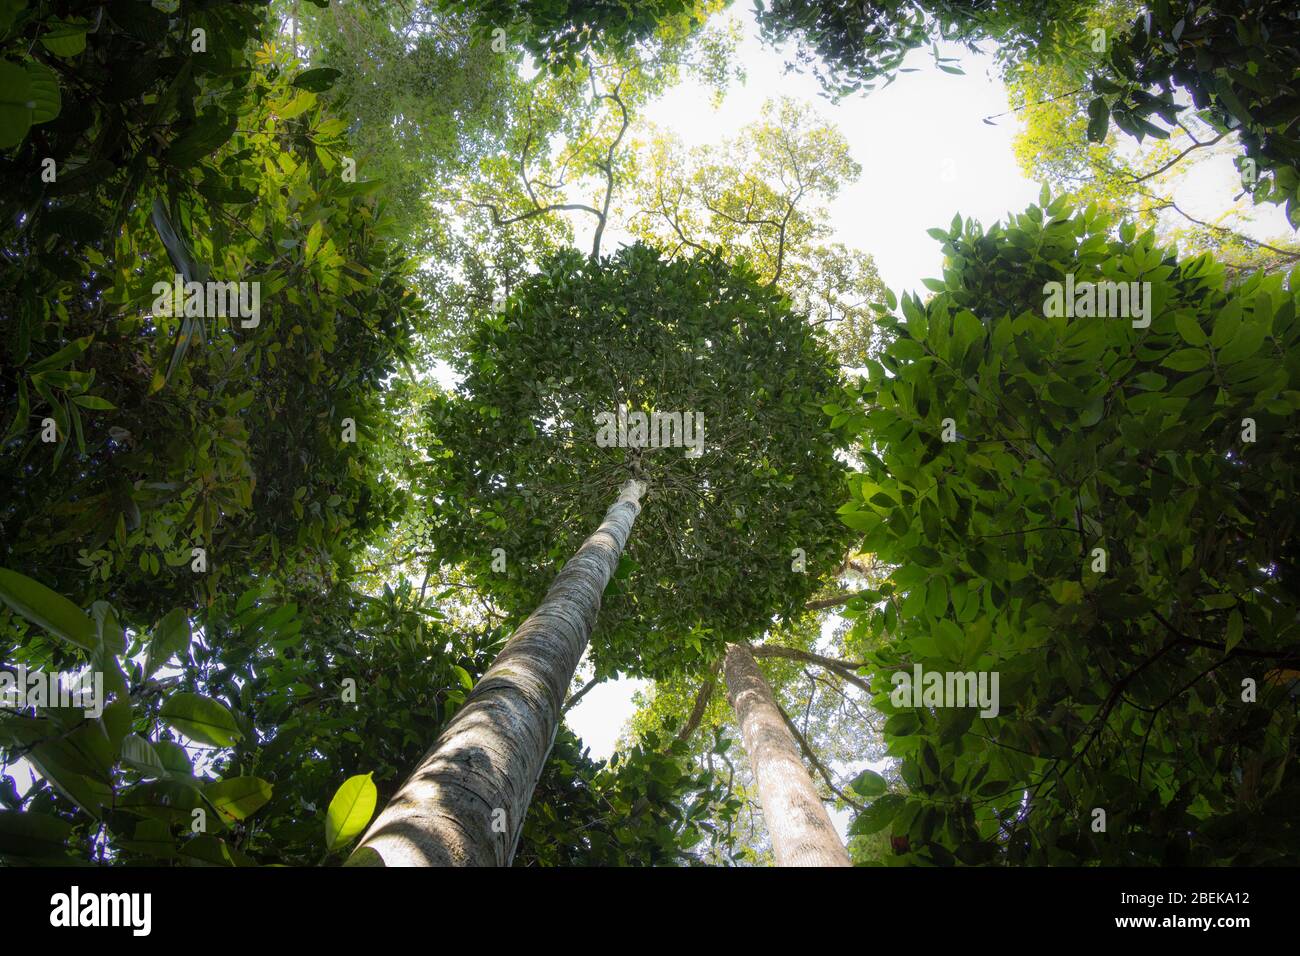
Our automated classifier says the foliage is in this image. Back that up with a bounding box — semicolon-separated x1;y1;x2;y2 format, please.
2;18;416;618
755;1;1300;226
421;243;856;679
630;611;887;864
838;192;1300;864
625;96;886;365
518;727;739;866
752;0;1091;98
443;0;699;71
0;1;704;868
1008;51;1300;280
1088;0;1300;227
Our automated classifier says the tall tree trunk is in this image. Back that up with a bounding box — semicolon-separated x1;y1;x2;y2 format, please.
349;479;646;867
722;643;851;867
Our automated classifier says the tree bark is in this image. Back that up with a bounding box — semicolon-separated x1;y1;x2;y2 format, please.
722;643;852;867
348;479;646;866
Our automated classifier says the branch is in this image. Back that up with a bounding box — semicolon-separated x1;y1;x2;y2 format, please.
590;77;629;259
750;645;871;694
1127;130;1228;184
1148;199;1300;261
775;701;865;812
562;675;600;714
675;659;720;743
805;591;865;611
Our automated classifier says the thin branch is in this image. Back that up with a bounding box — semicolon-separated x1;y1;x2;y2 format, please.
775;701;865;812
562;675;600;714
750;645;872;695
1127;130;1228;184
675;659;721;743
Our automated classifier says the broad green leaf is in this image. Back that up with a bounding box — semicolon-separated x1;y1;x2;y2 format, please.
154;740;194;777
40;19;87;57
145;607;191;676
0;810;75;860
25;62;60;125
849;768;888;798
1174;312;1207;347
292;67;342;92
0;60;32;149
850;793;905;835
159;693;241;748
121;735;166;777
205;777;272;823
325;772;377;851
0;567;96;650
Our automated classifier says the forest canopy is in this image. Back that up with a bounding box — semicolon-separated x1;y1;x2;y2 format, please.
1;0;1297;880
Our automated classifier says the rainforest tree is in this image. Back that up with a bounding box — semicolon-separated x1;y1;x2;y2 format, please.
351;243;856;865
837;192;1300;865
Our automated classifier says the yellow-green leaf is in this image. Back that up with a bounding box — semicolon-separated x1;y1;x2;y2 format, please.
325;772;377;852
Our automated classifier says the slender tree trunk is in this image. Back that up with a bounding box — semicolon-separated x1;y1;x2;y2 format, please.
349;479;646;867
722;643;851;867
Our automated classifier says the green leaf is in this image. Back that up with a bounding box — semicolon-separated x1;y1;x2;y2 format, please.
325;772;377;851
1162;348;1209;371
452;664;474;691
1225;609;1244;653
28;332;92;369
850;793;905;835
305;220;324;262
145;607;191;676
1087;97;1109;142
205;777;272;823
849;768;888;798
121;735;166;777
1174;312;1208;347
291;67;342;92
163;110;236;168
0;810;75;860
0;567;96;650
1217;320;1268;365
40;19;87;57
276;90;315;120
24;62;60;125
154;740;194;777
1049;580;1084;605
159;693;241;748
0;59;32;149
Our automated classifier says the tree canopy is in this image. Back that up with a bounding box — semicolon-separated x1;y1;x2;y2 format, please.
1;0;1298;882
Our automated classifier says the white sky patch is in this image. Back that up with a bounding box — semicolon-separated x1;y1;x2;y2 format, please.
565;670;648;761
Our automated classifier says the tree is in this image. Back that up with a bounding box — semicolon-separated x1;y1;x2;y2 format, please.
1085;0;1300;226
349;244;855;864
0;5;444;864
631;571;889;865
351;477;646;866
625;96;886;365
721;641;850;865
2;15;417;616
837;190;1300;864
